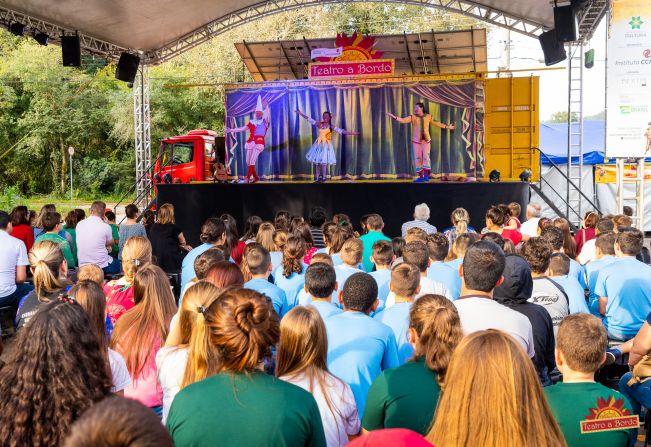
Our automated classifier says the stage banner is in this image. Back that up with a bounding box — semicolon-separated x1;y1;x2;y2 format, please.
606;0;651;158
225;78;483;181
309;60;395;79
595;163;651;183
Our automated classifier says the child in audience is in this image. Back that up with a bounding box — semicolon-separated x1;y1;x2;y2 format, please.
117;204;147;261
504;202;522;230
9;205;34;252
364;294;462;435
585;232;617;316
239;242;256;282
392;237;405;259
541;227;587;288
369;240;394;307
325;272;399;416
105;209;120;258
301;263;342;320
273;236;307;310
404;227;428;244
444;233;479;271
205;261;244;290
320;222;337;254
426;330;566;447
0;300;112;447
274;210;291;231
311;252;334;266
256;222;276;252
359;214;391;272
545;314;635;447
35;211;77;269
553;218;578;260
328;227;354;266
484;205;524;246
374;263;421;363
579;218;614;265
270;229;288;272
157;281;219;423
111;264;177;416
293;222;318;264
277;306;361;446
442;207;475;246
243;244;287;316
548;253;590;315
426;233;461;299
166;288;326;446
334;238;364;295
62;209;78;261
180;217;226;291
77;264;105;285
180;247;225;301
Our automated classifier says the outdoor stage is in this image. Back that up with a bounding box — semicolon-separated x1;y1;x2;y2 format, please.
157;181;529;246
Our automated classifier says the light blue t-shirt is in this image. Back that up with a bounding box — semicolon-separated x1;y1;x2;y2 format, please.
330;253;344;266
325;311;399;416
180;243;213;292
585;256;617;317
273;265;306;313
552;275;590;315
359;231;391;272
309;300;343;321
334;265;363;298
373;302;413;364
594;256;651;339
244;278;287;317
445;258;463;273
427;261;461;300
269;251;283;274
569;258;587;289
369;269;391;307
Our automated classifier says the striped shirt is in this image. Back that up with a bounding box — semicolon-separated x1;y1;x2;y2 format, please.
310;228;325;249
401;220;437;237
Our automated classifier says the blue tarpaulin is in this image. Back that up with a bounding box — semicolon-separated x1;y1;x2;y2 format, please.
540;120;606;165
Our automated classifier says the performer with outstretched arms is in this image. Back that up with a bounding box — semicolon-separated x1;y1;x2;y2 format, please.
225;95;270;183
295;109;359;183
387;102;455;183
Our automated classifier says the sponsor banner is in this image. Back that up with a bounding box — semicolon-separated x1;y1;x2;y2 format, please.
606;0;651;157
309;59;395;79
310;47;343;59
595;163;651;183
580;415;640;433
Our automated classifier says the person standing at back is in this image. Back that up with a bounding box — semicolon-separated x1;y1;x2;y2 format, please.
76;201;119;274
149;203;191;274
359;214;391;272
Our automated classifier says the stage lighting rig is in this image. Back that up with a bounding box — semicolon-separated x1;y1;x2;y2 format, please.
33;32;49;46
9;22;25;37
489;170;501;182
519;169;533;182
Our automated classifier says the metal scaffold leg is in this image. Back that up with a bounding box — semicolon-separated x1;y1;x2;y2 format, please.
134;64;152;210
616;158;645;229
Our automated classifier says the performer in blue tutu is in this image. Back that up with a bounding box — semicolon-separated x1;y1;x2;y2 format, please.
295;109;359;183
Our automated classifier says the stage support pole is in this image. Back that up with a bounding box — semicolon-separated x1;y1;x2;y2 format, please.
134;63;152;210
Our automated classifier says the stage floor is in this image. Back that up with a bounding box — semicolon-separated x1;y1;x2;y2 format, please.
157;181;530;246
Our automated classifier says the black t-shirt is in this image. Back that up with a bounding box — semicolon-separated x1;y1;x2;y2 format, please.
149;223;184;273
16;289;67;330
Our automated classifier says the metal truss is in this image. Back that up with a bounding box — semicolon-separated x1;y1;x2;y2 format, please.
133;65;152;210
576;0;608;42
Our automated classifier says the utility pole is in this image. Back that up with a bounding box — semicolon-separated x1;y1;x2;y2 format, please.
68;146;75;201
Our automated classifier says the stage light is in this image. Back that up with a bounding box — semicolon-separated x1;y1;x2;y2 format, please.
9;22;25;37
33;32;48;46
489;169;501;182
519;169;533;182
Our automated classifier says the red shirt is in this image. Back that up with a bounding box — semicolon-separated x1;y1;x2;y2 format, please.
501;228;523;246
10;224;34;252
104;280;135;325
575;227;596;255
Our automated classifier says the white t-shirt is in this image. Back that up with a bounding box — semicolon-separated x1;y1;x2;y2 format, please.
385;276;451;308
108;348;132;393
0;231;28;298
578;238;597;265
76;215;113;268
281;371;360;447
156;346;189;424
520;217;540;238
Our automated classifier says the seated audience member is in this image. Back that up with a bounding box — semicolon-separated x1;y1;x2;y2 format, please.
613;214;633;232
426;233;461;299
274;210;291;231
181;247;225;298
328;227;354;266
76;201;120;274
302;263;342;320
350;429;435;447
311;252;334;266
274;235;307;310
521;237;569;335
575;211;599;257
221;213;246;264
374;264;420;363
243;244;287;316
63;210;79;261
0;300;112;447
326;272;399;416
142;209;155;236
578;218;614;265
105;210;120;258
369;240;394;306
293;222;318;264
149;203;191;273
239;242;258;283
617;311;651;412
118;204;147;260
157;281;219;423
77;264;105;285
271;229;289;270
426;330;566;447
401;203;437;237
308;207;327;249
334;238;364;292
0;210;32;307
364;295;461;435
537;216;553;236
70;280;131;395
180;217;226;291
240;215;263;244
404;227;428;244
445;233;480;272
104;237;152;324
277;306;361;446
9;205;34;252
63;395;173;447
442;207;475;246
595;228;651;340
35;211;77;269
454;240;535;357
110;264;177;415
546;314;635;447
520;202;542;237
548;253;589;315
360;214;391;272
484;205;524;246
541;227;586;288
585;232;617;316
166;288;326;446
205;261;245;290
553;218;578;260
16;240;71;329
504;202;522;230
392;237;405;259
33;203;56;238
256;222;276;253
494;255;556;386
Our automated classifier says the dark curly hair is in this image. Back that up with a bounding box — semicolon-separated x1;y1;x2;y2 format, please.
0;300;112;447
281;236;306;278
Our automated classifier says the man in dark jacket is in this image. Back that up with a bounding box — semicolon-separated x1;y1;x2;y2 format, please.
494;254;556;386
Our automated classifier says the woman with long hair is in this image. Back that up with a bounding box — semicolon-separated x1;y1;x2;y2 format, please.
221;213;246;264
239;242;258;283
110;264;177;415
157;281;220;423
426;330;567;447
274;235;307;309
328;227;354;265
256;221;276;252
241;215;263;244
553;217;578;259
166;288;326;446
104;236;152;324
443;207;475;246
149;203;191;273
16;240;71;329
363;295;462;435
0;300;112;447
9;205;34;252
270;229;288;273
33;203;56;238
575;211;599;257
118;203;147;260
294;221;318;264
277;306;360;446
70;280;131;394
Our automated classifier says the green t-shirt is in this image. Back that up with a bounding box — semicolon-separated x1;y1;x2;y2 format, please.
63;227;77;258
359;231;391;272
36;233;77;269
362;357;440;435
544;381;636;447
109;224;119;257
167;371;327;447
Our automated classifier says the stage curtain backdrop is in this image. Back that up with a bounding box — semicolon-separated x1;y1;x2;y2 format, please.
225;79;481;180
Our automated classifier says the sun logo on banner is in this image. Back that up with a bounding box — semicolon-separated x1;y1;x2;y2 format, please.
316;32;383;62
580;396;639;434
629;16;644;29
586;397;631;420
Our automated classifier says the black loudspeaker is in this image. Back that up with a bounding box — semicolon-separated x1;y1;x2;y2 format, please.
538;29;567;66
115;52;140;83
61;35;81;67
554;4;578;42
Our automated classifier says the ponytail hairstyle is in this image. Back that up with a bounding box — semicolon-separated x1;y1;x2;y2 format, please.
29;240;70;302
409;294;463;385
272;229;288;252
70;280;111;375
121;236;152;284
450;207;470;236
256;222;276;252
240;243;261;283
220;213;240;256
292;222;314;249
328;227;353;254
322;222;337;249
206;288;280;373
282;236;306;278
485;205;506;227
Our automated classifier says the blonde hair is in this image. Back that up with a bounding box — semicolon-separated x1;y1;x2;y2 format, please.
339;238;363;266
450;208;469;236
273;230;288;252
427;330;566;447
256;222;276;252
157;203;175;225
76;264;104;286
28;240;70;301
310;253;333;266
121;237;152;283
557;314;607;373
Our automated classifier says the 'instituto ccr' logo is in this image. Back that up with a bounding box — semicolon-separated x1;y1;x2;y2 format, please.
580;396;639;434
